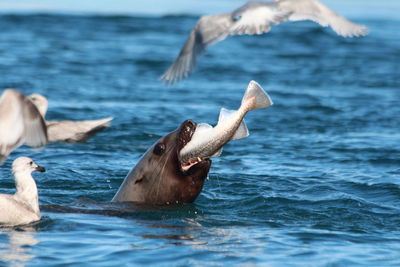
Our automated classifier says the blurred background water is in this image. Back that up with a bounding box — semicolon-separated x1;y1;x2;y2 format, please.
0;1;399;266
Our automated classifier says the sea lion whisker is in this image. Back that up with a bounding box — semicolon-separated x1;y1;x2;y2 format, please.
112;120;211;204
154;145;174;201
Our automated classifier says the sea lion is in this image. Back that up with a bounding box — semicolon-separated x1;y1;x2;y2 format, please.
112;80;273;205
112;120;212;204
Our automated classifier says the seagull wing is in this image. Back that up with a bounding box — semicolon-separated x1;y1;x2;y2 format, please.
22;96;48;147
160;13;233;84
160;3;289;84
0;90;26;162
277;0;368;37
0;89;48;163
46;117;112;142
0;194;39;225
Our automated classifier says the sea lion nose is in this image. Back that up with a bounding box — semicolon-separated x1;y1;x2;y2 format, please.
181;120;197;133
183;120;195;128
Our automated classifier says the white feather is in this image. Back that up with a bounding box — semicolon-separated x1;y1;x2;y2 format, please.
0;90;47;163
0;157;43;226
160;0;368;84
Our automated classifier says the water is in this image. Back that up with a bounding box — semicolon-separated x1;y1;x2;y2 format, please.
0;13;399;266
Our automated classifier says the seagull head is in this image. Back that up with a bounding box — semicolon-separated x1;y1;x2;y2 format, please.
232;14;242;22
28;94;48;118
12;157;46;175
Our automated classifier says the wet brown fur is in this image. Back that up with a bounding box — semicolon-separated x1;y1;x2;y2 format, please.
112;120;211;204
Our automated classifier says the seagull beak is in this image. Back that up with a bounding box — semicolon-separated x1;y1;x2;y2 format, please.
35;165;46;172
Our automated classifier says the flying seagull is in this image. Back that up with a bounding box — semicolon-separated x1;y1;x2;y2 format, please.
160;0;368;84
0;90;48;163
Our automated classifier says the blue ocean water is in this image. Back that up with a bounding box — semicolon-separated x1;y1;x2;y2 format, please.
0;13;399;266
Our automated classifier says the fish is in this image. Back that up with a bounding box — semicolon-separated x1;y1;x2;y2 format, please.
179;80;273;171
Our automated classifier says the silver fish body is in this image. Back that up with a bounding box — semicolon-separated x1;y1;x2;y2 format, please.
179;80;273;170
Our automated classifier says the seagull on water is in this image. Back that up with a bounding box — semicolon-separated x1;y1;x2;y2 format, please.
0;90;47;163
28;94;113;143
0;157;45;226
160;0;369;84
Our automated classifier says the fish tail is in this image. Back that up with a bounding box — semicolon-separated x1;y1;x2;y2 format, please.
241;80;273;111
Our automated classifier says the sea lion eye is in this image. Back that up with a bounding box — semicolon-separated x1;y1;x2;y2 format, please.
153;143;165;155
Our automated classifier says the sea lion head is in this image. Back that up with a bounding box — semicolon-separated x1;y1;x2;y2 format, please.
112;120;211;204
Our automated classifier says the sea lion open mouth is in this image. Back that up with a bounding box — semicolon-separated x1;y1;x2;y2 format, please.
112;119;212;204
177;120;211;172
177;120;196;153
